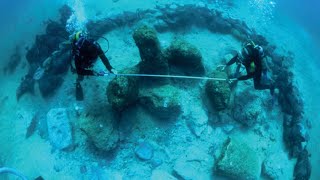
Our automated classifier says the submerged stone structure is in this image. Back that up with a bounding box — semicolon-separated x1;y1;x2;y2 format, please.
205;69;231;111
133;25;169;84
17;3;311;179
165;38;205;75
139;85;182;120
107;65;140;112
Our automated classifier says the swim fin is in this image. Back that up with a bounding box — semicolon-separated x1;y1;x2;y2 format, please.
76;82;84;101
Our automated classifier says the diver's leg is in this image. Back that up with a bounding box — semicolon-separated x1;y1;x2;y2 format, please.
75;75;84;101
254;76;274;95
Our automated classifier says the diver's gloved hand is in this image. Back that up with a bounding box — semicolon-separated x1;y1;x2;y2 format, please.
94;71;107;76
227;78;238;84
110;69;118;75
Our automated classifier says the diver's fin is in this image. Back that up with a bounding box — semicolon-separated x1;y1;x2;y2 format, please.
33;67;45;80
76;82;84;101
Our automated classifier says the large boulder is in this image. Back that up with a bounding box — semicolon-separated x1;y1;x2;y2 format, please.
165;38;205;75
80;112;119;152
283;114;309;158
215;138;261;180
133;25;168;76
38;75;64;98
107;65;140;112
231;88;266;127
205;70;231;111
139;85;182;120
293;149;311;180
47;108;73;150
262;152;291;180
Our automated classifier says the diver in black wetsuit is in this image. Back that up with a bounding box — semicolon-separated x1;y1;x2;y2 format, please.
221;41;275;95
72;31;117;100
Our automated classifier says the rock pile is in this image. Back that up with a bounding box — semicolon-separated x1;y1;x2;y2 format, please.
17;5;72;100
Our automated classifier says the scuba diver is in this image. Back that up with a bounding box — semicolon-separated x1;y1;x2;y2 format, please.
72;31;117;100
219;41;275;95
33;31;117;101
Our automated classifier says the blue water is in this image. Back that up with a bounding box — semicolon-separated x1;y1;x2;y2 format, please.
0;0;319;179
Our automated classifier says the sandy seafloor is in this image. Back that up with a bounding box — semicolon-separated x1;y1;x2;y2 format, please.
0;0;319;179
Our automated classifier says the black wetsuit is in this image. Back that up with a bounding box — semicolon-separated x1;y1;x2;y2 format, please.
227;46;274;93
72;37;113;100
73;37;113;76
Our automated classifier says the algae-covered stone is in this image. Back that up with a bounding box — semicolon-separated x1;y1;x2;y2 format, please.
107;65;140;112
80;113;119;152
232;88;265;127
139;85;182;120
133;25;168;75
215;138;261;180
205;70;231;111
165;38;205;74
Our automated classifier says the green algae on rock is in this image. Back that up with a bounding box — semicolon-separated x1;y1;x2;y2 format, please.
139;85;182;120
215;138;261;180
205;70;231;111
107;65;140;112
80;114;119;152
133;25;168;75
165;38;205;74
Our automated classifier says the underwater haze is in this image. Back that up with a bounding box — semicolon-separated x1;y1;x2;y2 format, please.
0;0;319;179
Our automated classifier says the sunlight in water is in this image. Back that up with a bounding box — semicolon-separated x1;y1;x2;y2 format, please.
249;0;277;24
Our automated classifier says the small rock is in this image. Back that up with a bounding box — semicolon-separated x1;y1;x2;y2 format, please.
47;108;73;150
135;142;154;161
151;170;177;180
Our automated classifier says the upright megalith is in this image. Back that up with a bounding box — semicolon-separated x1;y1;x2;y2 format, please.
165;38;205;75
107;65;140;112
205;69;231;111
133;25;169;76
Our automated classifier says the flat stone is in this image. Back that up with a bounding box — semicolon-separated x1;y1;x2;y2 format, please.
173;146;212;180
47;108;73;150
151;170;177;180
215;138;261;180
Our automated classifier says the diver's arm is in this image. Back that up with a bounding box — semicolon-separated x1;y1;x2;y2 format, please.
99;53;113;73
226;54;239;66
96;42;113;73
